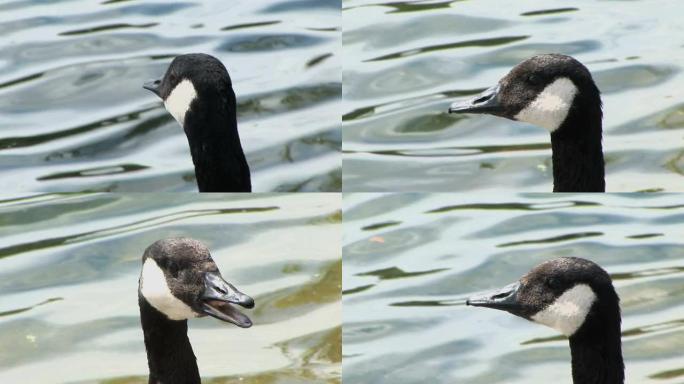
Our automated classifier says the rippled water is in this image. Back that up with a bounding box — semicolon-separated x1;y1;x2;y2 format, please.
0;0;341;192
342;0;684;192
0;193;341;383
343;193;684;383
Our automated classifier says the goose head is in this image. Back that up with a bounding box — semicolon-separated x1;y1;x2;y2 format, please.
467;257;618;337
449;54;601;134
143;53;235;127
138;238;254;328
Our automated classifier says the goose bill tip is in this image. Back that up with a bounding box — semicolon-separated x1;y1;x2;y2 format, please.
143;79;161;97
448;84;503;115
464;296;491;308
202;300;253;328
467;282;522;311
448;101;476;114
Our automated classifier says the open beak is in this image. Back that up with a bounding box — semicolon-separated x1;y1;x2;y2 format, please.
143;78;162;98
201;272;254;328
466;281;522;315
448;84;502;115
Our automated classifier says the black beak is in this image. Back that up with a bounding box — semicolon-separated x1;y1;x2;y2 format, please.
448;84;502;114
200;272;254;328
143;78;162;98
467;281;522;315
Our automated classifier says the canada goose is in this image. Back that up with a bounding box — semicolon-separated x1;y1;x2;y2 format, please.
144;53;252;192
467;257;623;384
138;238;254;384
448;54;605;192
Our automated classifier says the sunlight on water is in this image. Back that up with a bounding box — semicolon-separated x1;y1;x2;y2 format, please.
0;193;341;383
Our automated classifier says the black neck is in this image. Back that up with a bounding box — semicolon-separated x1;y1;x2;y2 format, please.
568;311;623;384
550;112;605;192
182;96;251;192
139;295;201;384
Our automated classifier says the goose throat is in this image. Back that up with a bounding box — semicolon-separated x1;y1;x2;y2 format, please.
139;258;197;321
164;79;197;125
531;283;597;336
515;77;578;132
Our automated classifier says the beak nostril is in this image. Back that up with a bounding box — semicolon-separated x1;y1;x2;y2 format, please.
473;94;492;104
492;292;509;300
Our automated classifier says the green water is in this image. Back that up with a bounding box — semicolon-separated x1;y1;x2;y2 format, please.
0;0;341;192
0;193;341;383
342;0;684;192
343;193;684;383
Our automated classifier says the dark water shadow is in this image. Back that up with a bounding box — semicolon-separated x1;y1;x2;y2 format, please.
365;36;529;62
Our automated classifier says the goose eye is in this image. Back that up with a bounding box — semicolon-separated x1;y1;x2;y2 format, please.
545;277;560;289
168;262;180;278
527;74;541;85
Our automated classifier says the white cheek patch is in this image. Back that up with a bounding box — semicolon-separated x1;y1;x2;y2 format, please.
514;77;577;132
140;258;198;321
531;284;596;336
164;79;197;126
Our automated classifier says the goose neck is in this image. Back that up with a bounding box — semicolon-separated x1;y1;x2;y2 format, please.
568;314;623;384
550;114;605;192
139;296;201;384
183;113;251;192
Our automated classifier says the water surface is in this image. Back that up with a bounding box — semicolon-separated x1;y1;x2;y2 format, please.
0;193;341;383
343;193;684;383
343;0;684;192
0;0;341;192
